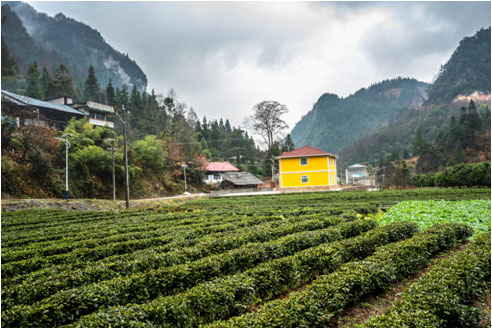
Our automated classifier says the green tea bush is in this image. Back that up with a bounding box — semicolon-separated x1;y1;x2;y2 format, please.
206;223;471;328
360;233;490;328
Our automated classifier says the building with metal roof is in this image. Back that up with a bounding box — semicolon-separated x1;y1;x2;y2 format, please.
222;171;264;189
1;90;87;129
345;164;372;185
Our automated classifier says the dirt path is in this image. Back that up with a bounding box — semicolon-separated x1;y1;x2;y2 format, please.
1;193;210;212
472;283;491;328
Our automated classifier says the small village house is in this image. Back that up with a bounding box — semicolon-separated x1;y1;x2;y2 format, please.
1;90;87;129
2;90;115;129
71;100;115;128
203;162;239;185
221;171;263;190
345;164;374;186
276;146;337;190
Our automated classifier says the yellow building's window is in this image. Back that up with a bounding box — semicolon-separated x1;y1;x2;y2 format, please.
300;158;308;165
301;175;309;183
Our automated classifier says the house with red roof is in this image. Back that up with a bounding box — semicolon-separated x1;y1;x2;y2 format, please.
203;162;239;185
276;146;337;190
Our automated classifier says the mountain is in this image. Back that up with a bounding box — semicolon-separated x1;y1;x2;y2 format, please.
290;77;428;154
1;2;147;92
338;27;491;170
426;27;491;105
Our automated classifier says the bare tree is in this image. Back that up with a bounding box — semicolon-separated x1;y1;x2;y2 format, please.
245;100;289;149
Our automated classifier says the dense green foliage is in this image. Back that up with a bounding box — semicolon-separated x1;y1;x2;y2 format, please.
339;101;490;171
424;160;490;186
1;61;267;198
1;2;147;92
412;101;490;173
194;117;260;170
380;199;491;237
426;27;491;105
290;77;428;154
207;223;472;328
361;233;491;327
1;189;489;327
412;161;491;188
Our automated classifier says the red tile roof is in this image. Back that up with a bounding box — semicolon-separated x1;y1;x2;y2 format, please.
204;162;239;172
276;146;336;159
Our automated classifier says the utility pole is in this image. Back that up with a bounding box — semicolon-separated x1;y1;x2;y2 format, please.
55;133;72;201
122;106;130;209
270;157;275;180
182;164;187;192
105;138;117;202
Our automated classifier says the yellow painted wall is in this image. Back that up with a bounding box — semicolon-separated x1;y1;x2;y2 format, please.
280;156;328;172
279;155;337;188
281;171;330;187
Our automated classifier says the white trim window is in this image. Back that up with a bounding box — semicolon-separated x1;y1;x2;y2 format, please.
300;157;308;165
301;175;309;183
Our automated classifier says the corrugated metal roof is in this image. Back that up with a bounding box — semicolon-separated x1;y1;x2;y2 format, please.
1;90;87;116
276;145;337;159
205;162;239;172
348;164;367;168
223;172;263;186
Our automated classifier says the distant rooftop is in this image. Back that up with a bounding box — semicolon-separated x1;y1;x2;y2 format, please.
223;171;263;186
276;145;336;159
204;162;239;172
2;90;86;116
348;164;367;168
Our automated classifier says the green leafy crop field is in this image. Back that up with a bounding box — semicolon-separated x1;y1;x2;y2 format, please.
1;188;490;327
380;199;491;237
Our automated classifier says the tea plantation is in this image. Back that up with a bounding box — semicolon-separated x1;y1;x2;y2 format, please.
2;188;490;327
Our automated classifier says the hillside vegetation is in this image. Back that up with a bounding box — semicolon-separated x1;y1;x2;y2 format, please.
337;27;491;171
426;27;491;105
290;78;428;154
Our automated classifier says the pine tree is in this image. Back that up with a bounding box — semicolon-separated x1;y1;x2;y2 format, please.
84;65;100;102
116;85;129;110
225;119;232;134
40;67;51;98
219;118;225;132
25;62;42;99
52;64;74;96
285;134;295;151
106;79;115;106
130;85;142;114
1;37;17;77
44;81;57;99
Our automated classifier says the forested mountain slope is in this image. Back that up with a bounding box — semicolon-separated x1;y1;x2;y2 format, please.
425;27;491;105
1;2;147;92
338;27;491;170
290;78;428;154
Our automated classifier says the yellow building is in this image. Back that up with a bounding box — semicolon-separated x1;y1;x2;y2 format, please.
276;146;337;189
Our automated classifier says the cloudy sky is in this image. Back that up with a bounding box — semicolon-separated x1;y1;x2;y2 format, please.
29;1;490;129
